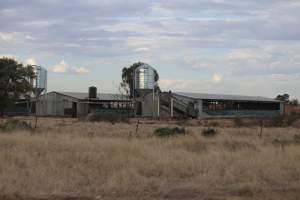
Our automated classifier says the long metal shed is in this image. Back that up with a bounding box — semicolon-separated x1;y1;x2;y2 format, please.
36;91;132;117
160;92;284;118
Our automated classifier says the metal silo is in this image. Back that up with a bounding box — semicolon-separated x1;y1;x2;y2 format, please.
32;65;47;95
133;63;159;117
134;64;155;90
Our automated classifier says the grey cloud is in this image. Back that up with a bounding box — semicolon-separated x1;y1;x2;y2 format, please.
227;44;300;76
1;0;300;79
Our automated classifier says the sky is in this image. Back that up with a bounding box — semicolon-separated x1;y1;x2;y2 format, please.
1;0;300;99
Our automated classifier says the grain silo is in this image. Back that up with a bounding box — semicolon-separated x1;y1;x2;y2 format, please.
134;63;156;97
32;65;47;96
133;63;160;117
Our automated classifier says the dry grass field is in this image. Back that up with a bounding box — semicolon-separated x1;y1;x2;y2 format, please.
1;117;300;200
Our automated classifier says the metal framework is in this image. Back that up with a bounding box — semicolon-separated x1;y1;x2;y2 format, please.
203;99;280;111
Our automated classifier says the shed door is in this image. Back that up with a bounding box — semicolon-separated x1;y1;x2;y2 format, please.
72;102;77;118
136;102;142;116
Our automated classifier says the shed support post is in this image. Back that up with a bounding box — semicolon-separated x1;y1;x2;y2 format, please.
280;103;284;115
170;98;174;118
157;95;160;118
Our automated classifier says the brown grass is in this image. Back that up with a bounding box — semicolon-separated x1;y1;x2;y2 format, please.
1;117;300;200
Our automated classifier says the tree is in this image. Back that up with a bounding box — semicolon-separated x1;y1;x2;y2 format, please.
120;62;160;98
275;94;290;102
0;57;35;116
289;99;299;106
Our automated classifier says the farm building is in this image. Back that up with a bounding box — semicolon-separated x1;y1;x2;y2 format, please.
131;64;284;118
284;104;300;115
135;91;284;118
34;90;283;118
31;64;283;119
36;89;133;117
2;63;285;119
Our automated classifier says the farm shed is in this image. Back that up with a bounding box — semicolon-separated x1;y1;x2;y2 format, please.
284;104;300;115
157;92;284;118
36;91;133;117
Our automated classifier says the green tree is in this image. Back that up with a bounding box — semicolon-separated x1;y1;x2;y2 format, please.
275;94;290;102
120;62;160;98
0;57;35;116
289;99;299;106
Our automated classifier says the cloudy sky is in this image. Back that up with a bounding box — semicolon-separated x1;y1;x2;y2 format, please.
1;0;300;99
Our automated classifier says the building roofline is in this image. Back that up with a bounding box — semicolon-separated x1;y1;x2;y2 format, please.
43;91;130;101
172;92;282;103
44;91;81;100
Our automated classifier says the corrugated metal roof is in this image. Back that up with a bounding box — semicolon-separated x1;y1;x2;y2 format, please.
174;92;280;102
50;91;130;101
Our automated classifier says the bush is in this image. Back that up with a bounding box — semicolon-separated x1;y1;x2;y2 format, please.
268;114;299;127
207;121;220;127
0;119;32;132
201;128;218;137
283;114;299;126
294;134;300;144
176;120;190;126
233;117;244;127
154;127;186;137
84;112;129;124
267;116;284;127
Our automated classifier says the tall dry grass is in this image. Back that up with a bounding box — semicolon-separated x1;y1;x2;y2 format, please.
0;118;300;198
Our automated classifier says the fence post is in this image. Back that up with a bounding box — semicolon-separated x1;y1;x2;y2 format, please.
135;119;140;136
259;120;264;138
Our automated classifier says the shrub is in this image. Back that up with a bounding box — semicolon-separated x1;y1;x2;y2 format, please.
233;117;244;127
176;120;190;126
283;114;299;126
268;114;299;127
294;134;300;144
84;112;129;124
0;119;32;132
207;121;220;127
201;128;218;137
267;116;282;127
154;127;186;137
